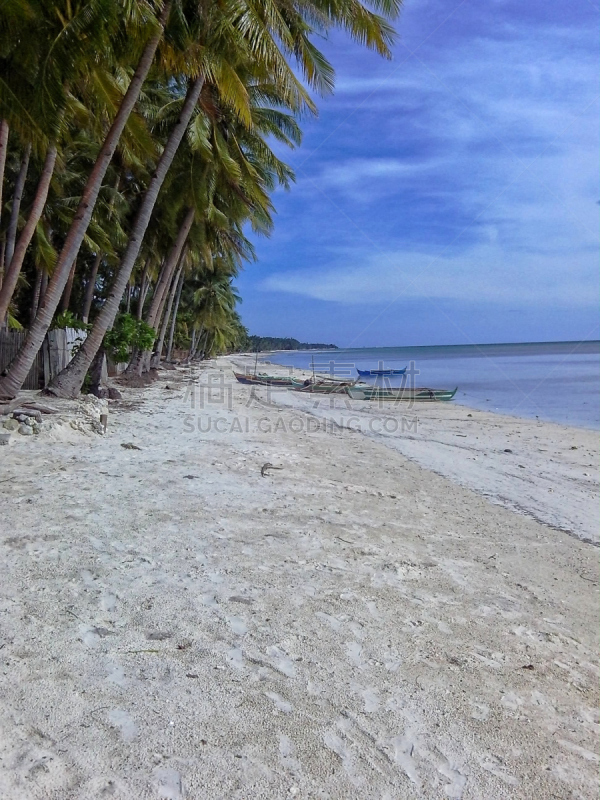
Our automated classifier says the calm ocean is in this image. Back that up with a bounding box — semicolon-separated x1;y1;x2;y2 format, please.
265;341;600;430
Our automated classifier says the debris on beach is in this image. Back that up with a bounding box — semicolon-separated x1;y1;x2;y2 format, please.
0;393;108;439
261;462;284;477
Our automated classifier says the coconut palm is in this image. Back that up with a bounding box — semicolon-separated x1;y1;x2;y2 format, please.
0;0;401;398
0;0;172;397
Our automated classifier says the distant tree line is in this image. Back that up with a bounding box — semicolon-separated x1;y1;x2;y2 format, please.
241;335;338;352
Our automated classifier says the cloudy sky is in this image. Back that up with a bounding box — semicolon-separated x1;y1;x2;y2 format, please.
237;0;599;347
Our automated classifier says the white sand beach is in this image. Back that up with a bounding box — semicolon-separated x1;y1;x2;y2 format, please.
0;358;598;799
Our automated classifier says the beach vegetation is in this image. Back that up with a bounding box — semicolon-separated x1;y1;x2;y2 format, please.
0;0;401;398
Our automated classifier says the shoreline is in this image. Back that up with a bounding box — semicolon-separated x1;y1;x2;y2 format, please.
232;354;599;544
261;350;600;433
0;359;598;797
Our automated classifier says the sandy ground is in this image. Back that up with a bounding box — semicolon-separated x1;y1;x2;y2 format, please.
247;356;599;544
0;358;598;799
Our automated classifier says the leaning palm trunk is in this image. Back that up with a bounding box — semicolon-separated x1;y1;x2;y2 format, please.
190;328;207;361
148;210;194;330
0;3;171;399
30;269;43;325
0;120;9;231
188;327;197;361
38;270;48;309
166;266;184;361
136;264;150;319
0;142;58;322
195;329;210;361
81;250;102;323
136;259;151;320
59;258;77;312
4;143;31;271
47;77;204;398
0;122;9;271
126;206;194;375
151;260;183;368
80;170;120;323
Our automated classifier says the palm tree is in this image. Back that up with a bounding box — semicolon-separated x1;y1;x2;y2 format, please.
0;0;401;398
0;0;172;398
0;141;58;321
45;0;313;393
47;75;205;395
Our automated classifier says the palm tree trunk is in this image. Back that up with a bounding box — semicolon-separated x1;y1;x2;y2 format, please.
4;142;31;270
127;259;168;373
188;327;205;361
0;142;58;322
81;170;119;324
132;209;193;375
81;251;102;323
59;258;77;313
0;239;5;292
148;209;194;330
0;3;172;399
166;266;185;361
86;345;105;396
137;257;152;319
131;212;193;376
39;270;48;309
0;120;9;231
126;283;132;314
151;259;183;368
30;269;43;325
194;329;209;361
188;327;197;360
0;119;9;293
46;76;204;398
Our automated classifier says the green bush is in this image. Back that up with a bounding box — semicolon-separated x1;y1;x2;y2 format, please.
103;314;155;363
52;310;91;331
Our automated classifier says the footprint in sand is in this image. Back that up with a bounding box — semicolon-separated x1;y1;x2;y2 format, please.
226;616;248;636
227;647;244;669
346;641;364;668
265;691;293;713
360;688;380;712
101;592;117;612
106;663;127;687
266;646;297;678
153;767;183;799
108;709;137;742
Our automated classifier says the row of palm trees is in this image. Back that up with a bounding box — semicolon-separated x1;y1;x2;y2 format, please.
0;0;400;399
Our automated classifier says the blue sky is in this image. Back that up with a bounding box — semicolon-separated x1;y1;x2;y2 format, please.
237;0;599;347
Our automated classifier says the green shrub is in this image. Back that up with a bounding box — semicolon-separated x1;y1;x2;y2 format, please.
52;310;91;331
103;313;155;363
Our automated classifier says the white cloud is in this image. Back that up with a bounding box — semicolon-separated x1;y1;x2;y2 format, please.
261;244;597;308
254;11;599;328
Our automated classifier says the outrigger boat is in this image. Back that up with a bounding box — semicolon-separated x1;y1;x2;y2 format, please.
346;386;458;402
357;367;407;376
233;372;297;387
292;376;358;394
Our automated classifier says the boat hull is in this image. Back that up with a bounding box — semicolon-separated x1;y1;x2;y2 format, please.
234;372;296;386
346;386;458;401
293;382;352;394
356;367;407;376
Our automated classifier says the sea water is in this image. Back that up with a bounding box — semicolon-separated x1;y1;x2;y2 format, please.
266;341;600;430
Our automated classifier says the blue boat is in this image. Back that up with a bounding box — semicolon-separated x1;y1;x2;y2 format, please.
357;367;407;377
